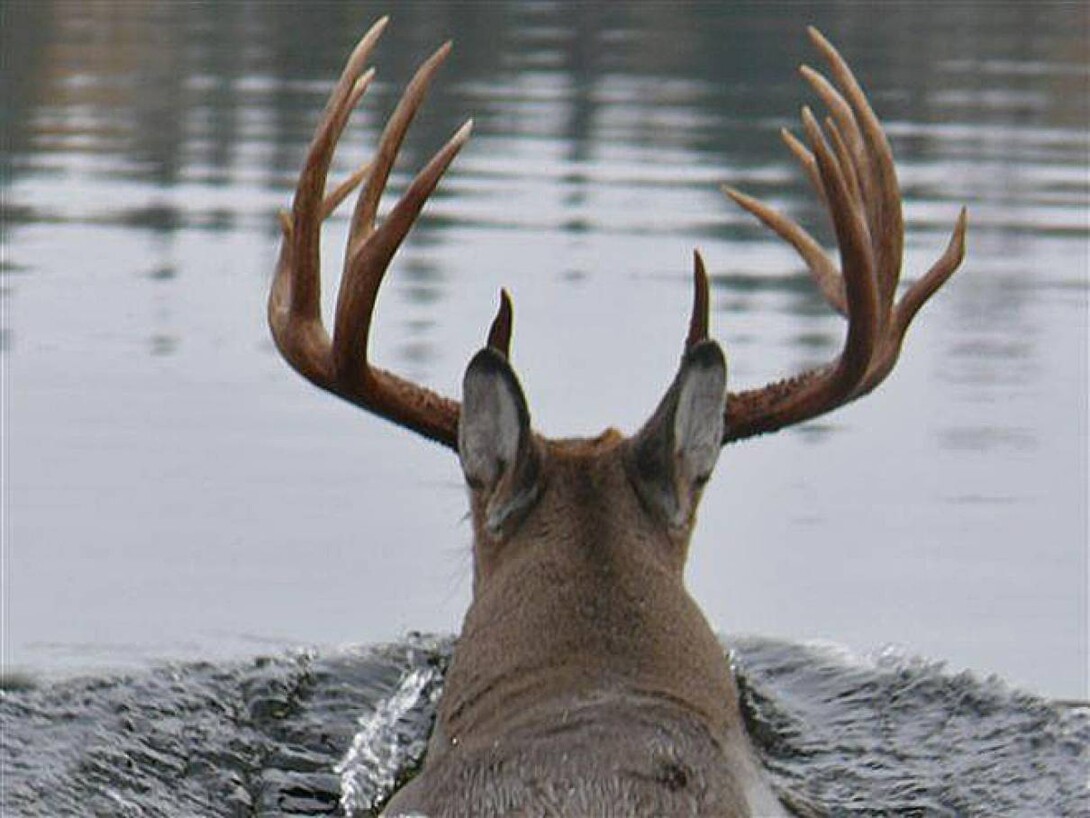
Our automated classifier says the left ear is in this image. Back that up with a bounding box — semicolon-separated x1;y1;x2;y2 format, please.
627;340;727;531
458;347;541;537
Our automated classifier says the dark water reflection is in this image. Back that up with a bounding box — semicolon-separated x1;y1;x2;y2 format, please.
2;1;1087;701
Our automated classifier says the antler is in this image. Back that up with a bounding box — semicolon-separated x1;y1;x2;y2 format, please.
268;17;486;449
717;27;967;443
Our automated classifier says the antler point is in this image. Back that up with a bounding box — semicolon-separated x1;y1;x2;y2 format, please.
686;250;710;349
952;207;969;255
487;288;514;358
807;26;831;50
455;118;475;142
719;182;741;200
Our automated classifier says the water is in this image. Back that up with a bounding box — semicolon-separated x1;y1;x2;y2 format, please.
2;636;1086;816
1;1;1088;812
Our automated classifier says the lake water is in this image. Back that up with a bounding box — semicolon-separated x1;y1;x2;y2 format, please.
2;635;1087;816
2;0;1087;717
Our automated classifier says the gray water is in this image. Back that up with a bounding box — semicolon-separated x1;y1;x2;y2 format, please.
2;636;1087;816
2;1;1088;808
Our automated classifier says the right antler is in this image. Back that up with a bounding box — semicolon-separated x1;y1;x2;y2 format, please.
716;27;967;443
269;17;498;449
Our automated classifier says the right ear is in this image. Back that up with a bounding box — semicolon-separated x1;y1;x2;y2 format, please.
627;340;727;532
458;348;541;536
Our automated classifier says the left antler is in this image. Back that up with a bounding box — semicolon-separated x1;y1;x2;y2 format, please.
268;17;482;449
714;27;967;443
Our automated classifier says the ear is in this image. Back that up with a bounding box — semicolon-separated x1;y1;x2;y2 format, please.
628;340;727;531
458;348;541;535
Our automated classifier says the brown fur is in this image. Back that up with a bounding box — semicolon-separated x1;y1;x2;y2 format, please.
383;428;783;817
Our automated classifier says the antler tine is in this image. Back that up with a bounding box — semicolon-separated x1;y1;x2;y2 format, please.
723;119;855;319
333;115;472;381
268;18;387;385
269;18;475;449
347;41;452;255
719;29;966;444
331;37;464;375
823;116;864;215
799;104;880;395
781;127;826;210
895;207;968;335
863;207;968;391
720;182;847;316
687;250;711;350
323;156;373;221
487;289;514;358
797;65;866;211
806;26;905;309
315;73;378;220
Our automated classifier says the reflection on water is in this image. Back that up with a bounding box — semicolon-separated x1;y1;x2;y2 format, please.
2;2;1087;699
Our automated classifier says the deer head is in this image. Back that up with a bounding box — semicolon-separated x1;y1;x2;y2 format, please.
268;17;966;814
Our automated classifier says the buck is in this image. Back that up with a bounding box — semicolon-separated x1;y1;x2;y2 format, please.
269;17;966;817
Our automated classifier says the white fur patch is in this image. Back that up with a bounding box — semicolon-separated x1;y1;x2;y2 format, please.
673;355;726;484
459;358;523;489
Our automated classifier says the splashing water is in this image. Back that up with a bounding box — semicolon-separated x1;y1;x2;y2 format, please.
1;635;1086;816
337;662;445;814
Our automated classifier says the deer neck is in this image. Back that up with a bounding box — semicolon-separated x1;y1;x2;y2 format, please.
439;440;741;750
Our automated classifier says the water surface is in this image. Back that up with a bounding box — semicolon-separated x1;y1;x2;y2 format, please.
3;1;1087;705
3;636;1087;816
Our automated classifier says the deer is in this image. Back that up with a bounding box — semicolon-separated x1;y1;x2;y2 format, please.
268;17;967;818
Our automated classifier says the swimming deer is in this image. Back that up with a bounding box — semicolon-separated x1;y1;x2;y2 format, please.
268;17;966;817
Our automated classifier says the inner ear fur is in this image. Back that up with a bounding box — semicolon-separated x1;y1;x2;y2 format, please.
627;340;727;530
458;347;541;535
